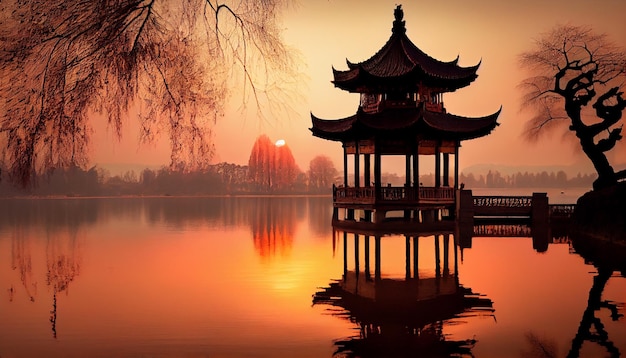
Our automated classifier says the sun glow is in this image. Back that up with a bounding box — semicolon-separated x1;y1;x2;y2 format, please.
275;139;286;147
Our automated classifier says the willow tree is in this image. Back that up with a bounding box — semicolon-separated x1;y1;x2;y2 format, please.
247;134;299;191
519;25;626;190
0;0;298;186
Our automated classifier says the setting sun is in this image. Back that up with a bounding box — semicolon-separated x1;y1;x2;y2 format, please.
275;139;286;147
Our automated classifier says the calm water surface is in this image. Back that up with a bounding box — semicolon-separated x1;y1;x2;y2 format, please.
0;196;624;357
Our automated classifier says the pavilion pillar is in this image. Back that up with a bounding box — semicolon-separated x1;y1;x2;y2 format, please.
354;141;360;188
413;142;420;187
443;153;450;187
343;145;348;187
405;153;411;187
454;143;460;190
364;154;371;187
374;143;381;200
405;153;411;219
413;143;420;220
364;154;372;222
373;143;384;223
435;141;441;188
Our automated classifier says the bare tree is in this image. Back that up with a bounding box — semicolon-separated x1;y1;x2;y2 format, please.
308;154;337;191
0;0;298;186
519;25;626;190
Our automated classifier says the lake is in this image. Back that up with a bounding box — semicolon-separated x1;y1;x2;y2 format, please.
1;196;625;357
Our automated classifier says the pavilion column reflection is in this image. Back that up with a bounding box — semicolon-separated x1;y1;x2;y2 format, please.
435;235;441;278
405;236;411;280
339;230;458;285
413;236;419;279
316;227;494;358
354;233;360;291
364;235;371;281
443;234;450;278
375;236;381;282
343;231;348;279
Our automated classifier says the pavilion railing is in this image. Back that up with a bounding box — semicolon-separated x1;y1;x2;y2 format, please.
418;186;455;201
333;186;376;201
333;186;455;204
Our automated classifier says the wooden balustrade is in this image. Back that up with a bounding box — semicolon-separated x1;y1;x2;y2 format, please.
334;186;376;201
333;186;454;204
419;186;454;200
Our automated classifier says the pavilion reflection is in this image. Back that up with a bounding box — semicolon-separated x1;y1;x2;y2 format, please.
314;228;494;357
567;233;625;357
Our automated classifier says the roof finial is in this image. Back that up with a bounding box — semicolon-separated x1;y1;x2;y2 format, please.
392;5;406;34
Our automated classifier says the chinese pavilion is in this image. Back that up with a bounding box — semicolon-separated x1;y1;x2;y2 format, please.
310;5;500;225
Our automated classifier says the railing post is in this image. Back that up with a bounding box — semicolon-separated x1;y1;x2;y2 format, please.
457;189;474;248
531;192;549;224
531;192;549;252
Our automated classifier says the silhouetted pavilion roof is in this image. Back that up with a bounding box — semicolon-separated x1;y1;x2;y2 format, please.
332;5;480;93
310;105;501;142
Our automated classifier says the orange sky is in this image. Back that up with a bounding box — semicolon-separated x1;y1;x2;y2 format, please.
91;0;626;175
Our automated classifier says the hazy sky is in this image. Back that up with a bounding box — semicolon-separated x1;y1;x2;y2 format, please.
91;0;626;174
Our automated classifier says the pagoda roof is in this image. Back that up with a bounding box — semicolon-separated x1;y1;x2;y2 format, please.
310;105;501;142
332;5;480;93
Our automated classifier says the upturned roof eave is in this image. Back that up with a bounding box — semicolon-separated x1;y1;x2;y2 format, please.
331;65;479;93
310;106;501;142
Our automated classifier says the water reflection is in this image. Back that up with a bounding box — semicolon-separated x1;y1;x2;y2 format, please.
10;231;37;303
307;196;335;237
249;197;297;258
1;197;624;357
459;220;553;253
3;200;85;339
314;230;494;357
568;234;626;357
1;197;327;341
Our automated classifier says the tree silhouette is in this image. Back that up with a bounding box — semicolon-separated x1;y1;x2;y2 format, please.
307;155;337;192
519;25;626;190
0;0;298;186
273;143;299;190
248;134;274;191
247;135;299;191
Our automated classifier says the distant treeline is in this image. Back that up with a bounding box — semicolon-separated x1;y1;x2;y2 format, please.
458;170;596;188
0;161;331;197
0;164;595;197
